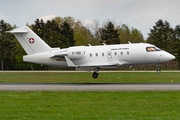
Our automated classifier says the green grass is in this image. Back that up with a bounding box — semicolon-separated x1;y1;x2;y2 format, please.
0;71;180;119
0;71;180;83
0;91;180;120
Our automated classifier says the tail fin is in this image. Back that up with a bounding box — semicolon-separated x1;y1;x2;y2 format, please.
8;26;51;55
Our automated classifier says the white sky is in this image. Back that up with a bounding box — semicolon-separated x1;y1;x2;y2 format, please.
1;0;180;39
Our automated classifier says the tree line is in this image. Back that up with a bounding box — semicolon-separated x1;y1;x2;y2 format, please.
0;17;179;70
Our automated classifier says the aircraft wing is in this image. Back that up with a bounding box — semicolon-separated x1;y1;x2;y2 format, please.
64;56;128;71
63;56;99;71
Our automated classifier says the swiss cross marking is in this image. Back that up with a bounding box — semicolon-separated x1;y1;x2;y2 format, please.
29;38;35;44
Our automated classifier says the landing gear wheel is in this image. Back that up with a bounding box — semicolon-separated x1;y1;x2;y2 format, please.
92;72;99;79
156;69;161;74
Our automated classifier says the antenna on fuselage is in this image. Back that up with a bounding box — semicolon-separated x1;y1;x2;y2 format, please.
103;43;106;46
128;41;132;44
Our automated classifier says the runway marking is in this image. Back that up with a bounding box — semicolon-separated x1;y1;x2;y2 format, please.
0;83;180;91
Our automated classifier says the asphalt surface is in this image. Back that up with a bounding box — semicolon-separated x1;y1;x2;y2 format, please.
0;83;180;91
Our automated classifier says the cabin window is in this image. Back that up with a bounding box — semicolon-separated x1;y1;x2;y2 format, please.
90;53;92;57
127;51;129;55
102;53;104;56
114;52;117;55
121;52;123;55
96;53;98;57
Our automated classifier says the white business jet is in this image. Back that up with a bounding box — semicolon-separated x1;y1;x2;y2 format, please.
8;26;175;78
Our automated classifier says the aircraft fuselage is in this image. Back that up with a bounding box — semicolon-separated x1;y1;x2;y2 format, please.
23;43;175;68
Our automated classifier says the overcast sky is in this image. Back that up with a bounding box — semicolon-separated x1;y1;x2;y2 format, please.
1;0;180;39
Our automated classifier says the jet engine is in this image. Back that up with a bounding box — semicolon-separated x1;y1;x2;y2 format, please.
67;46;85;59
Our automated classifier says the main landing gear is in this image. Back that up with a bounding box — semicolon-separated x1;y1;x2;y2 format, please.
92;67;99;79
92;72;99;79
156;59;161;74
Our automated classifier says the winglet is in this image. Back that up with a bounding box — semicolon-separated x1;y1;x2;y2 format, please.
64;56;76;67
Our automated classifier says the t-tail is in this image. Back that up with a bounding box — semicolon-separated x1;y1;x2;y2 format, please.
8;26;51;55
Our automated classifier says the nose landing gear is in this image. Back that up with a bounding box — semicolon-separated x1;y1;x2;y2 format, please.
156;59;161;74
156;68;161;74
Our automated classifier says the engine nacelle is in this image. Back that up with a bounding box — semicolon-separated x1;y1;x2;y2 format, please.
67;46;85;59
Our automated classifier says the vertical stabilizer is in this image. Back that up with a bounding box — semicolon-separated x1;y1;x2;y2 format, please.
8;26;51;55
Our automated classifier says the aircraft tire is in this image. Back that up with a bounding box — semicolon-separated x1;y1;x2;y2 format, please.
92;72;99;79
156;69;161;74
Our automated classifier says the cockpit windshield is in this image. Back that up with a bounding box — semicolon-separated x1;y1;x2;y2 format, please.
146;47;161;52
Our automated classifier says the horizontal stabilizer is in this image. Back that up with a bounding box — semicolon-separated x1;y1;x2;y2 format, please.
7;27;28;33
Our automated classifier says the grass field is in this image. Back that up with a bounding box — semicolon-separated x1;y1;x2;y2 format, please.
1;91;180;120
0;71;180;120
0;71;180;83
